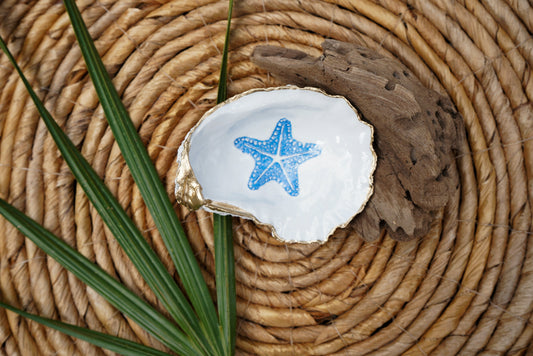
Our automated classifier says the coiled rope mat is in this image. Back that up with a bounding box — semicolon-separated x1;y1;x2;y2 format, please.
0;0;532;355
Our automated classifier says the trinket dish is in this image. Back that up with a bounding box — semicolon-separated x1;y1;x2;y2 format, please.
175;86;376;243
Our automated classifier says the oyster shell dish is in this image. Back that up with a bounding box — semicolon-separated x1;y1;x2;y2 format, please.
175;86;376;243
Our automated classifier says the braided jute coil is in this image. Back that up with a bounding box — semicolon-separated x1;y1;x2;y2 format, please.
0;0;532;355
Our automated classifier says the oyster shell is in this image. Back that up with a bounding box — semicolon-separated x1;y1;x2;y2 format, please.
175;86;376;243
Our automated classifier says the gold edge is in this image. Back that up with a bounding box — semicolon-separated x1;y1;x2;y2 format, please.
175;85;377;244
175;135;206;210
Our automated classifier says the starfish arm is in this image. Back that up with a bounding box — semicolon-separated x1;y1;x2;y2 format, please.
248;158;274;190
235;137;277;156
278;118;293;153
279;134;322;156
252;162;298;196
279;145;321;195
281;144;322;162
277;162;299;196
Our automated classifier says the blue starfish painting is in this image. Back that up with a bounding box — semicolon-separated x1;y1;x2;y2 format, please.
234;118;322;196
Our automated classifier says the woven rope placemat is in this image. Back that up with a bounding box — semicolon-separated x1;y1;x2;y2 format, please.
0;0;532;355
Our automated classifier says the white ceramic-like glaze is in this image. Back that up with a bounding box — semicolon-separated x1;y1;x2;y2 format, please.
175;86;376;243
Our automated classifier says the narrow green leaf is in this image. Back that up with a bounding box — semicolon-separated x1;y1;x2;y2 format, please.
214;214;236;356
214;1;236;355
216;0;234;104
0;198;197;355
0;302;170;356
62;1;222;353
0;33;209;355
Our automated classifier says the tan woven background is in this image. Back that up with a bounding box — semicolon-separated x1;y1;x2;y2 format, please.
0;0;532;355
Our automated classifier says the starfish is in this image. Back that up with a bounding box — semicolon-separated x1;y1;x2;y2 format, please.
234;118;322;196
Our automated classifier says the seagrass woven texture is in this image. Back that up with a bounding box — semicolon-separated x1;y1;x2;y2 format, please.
0;0;532;355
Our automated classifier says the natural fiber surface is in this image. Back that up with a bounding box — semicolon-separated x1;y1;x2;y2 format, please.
0;0;532;355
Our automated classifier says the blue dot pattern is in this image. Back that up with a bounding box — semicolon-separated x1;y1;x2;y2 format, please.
234;118;322;196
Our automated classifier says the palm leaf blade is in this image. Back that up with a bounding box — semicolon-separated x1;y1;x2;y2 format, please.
0;302;171;356
214;1;236;354
61;2;222;353
0;198;198;355
0;26;209;356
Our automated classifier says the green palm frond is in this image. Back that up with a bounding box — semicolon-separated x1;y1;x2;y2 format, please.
0;0;236;355
214;1;237;354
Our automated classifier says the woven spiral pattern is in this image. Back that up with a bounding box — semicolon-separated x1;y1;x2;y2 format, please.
1;0;532;354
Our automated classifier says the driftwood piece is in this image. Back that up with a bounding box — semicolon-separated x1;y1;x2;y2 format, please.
251;40;463;241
